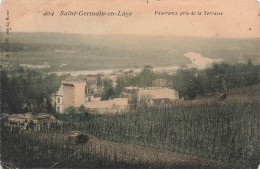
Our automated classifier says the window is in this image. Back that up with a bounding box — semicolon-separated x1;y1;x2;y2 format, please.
57;106;60;112
57;97;60;103
88;97;91;102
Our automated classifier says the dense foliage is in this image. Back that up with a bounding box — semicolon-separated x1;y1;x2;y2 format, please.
101;66;170;100
0;68;60;114
101;79;115;100
53;106;100;122
101;62;260;100
173;61;260;99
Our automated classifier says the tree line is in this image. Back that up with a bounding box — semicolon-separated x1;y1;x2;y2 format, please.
173;60;260;99
101;65;170;100
101;61;260;100
0;68;60;114
1;61;259;114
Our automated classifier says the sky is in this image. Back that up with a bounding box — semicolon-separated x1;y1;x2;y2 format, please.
0;0;260;38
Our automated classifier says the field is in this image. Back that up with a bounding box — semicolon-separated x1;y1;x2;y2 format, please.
2;129;230;169
1;33;260;71
1;85;259;169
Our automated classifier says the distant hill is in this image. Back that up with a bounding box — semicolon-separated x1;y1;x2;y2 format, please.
1;32;260;71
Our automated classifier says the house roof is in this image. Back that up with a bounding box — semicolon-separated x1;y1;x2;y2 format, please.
9;113;33;119
138;87;178;100
122;87;139;94
150;98;173;106
94;94;102;98
33;113;51;120
56;85;63;96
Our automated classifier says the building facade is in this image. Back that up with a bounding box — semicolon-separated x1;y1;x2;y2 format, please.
56;78;128;114
56;79;86;113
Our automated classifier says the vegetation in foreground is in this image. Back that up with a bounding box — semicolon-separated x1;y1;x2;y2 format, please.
86;103;259;168
2;85;258;168
1;125;229;169
53;106;101;122
0;68;60;114
1;63;259;168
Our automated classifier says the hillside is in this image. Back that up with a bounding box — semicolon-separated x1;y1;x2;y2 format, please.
2;84;259;168
1;33;260;71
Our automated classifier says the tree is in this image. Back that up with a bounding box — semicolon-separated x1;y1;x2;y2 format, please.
247;59;252;65
172;62;260;100
138;65;155;87
136;95;150;112
172;69;199;100
101;79;115;100
96;74;102;92
204;63;228;93
0;68;60;114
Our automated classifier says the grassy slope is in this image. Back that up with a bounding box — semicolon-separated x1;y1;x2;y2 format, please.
2;85;259;168
83;85;260;168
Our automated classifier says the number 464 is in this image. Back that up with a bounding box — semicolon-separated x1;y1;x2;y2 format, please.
43;12;54;16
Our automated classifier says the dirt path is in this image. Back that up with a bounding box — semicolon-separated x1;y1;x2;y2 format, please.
89;137;230;168
37;132;231;169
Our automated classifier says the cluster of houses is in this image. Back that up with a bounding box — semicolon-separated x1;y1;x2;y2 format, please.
1;112;56;132
55;74;179;114
0;70;180;133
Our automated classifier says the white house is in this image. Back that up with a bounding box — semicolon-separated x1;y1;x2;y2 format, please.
147;98;173;108
55;78;129;114
137;87;179;103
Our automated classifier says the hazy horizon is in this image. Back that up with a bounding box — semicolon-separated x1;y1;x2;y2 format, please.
3;31;260;39
1;32;259;72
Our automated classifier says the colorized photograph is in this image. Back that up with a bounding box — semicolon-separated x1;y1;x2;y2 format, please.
0;0;260;168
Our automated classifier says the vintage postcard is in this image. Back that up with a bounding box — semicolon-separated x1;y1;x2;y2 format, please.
0;0;259;168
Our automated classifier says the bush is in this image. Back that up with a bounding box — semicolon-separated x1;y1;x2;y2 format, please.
53;106;99;122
